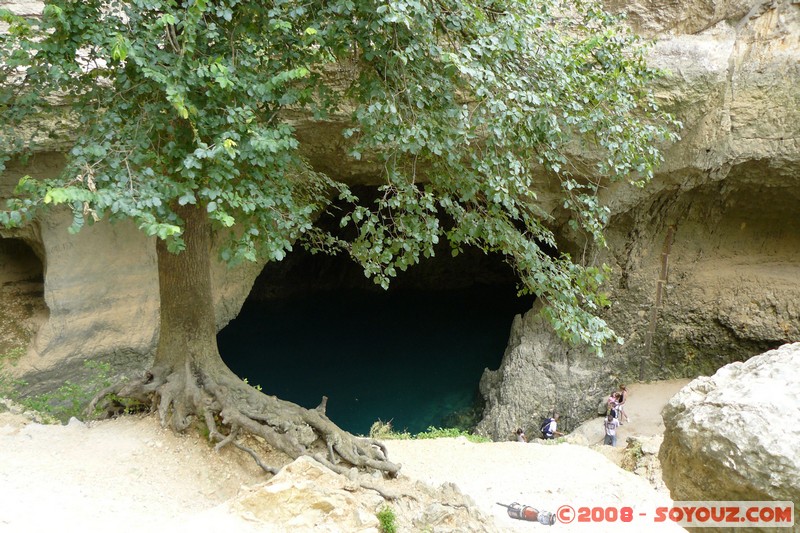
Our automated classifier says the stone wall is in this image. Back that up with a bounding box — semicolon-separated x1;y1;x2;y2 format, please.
1;1;798;428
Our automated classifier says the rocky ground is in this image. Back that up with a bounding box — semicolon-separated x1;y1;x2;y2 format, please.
0;380;690;532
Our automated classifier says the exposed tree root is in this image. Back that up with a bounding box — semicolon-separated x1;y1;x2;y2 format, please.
87;362;401;484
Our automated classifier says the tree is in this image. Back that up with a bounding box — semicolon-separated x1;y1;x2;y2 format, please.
0;0;678;476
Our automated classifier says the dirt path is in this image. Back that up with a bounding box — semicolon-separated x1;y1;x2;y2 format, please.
0;411;270;532
573;379;692;446
618;379;692;439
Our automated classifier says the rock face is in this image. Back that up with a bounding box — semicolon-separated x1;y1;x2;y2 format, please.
599;0;800;375
0;153;265;393
478;0;800;438
1;1;799;427
227;455;498;532
659;343;800;506
476;304;612;437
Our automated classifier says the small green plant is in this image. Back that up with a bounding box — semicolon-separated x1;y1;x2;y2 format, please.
0;347;28;401
0;346;25;366
17;360;119;423
195;409;230;445
368;421;490;443
0;373;24;400
621;439;644;471
197;411;211;441
369;420;412;440
242;377;262;392
538;435;568;445
415;426;491;443
376;505;397;533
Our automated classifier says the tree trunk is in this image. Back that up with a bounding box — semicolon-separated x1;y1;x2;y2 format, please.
90;202;400;479
153;203;225;374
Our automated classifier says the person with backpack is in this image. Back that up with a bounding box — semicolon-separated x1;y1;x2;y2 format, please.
540;413;564;440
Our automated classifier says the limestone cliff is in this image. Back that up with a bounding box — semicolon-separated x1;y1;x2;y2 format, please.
0;154;264;391
478;0;800;437
1;1;798;427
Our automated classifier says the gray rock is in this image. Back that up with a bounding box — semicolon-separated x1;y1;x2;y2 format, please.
66;416;86;429
659;343;800;505
476;303;613;439
229;455;498;532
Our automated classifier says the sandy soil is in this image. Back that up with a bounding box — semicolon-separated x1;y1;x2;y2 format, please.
569;378;692;446
0;379;691;532
0;410;273;532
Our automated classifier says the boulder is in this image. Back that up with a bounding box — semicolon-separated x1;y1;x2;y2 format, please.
659;343;800;505
628;435;669;493
476;303;614;439
230;456;384;532
227;455;498;532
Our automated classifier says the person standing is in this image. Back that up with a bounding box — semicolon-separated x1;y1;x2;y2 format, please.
617;384;631;424
606;392;620;418
603;413;620;446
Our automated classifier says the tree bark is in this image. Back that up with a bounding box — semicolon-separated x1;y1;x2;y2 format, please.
153;203;222;373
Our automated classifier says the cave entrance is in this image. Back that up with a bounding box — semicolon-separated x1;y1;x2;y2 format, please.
0;237;46;359
218;243;532;436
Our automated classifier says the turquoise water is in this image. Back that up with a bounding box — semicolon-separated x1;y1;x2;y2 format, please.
218;286;531;435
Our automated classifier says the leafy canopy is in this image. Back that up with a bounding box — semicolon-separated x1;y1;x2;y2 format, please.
0;0;678;354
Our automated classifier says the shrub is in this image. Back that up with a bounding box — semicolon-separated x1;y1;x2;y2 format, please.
376;505;397;533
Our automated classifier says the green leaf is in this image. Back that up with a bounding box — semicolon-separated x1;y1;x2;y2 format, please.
43;188;69;205
178;193;196;206
157;14;177;26
111;34;129;62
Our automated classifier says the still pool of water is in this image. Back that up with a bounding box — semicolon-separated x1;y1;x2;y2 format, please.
218;286;531;435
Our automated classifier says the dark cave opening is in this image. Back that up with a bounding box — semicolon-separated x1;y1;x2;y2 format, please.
218;243;533;436
0;238;43;284
0;237;46;356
